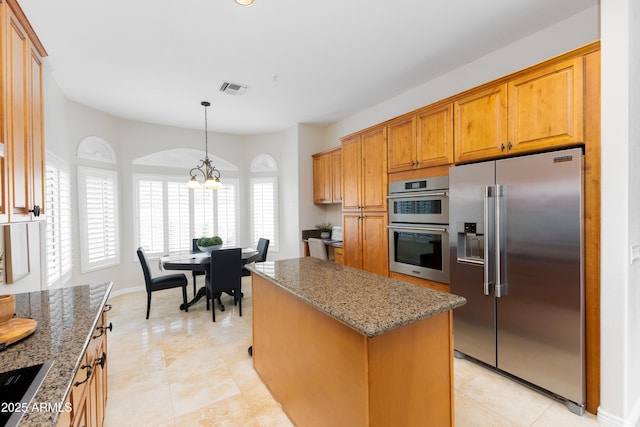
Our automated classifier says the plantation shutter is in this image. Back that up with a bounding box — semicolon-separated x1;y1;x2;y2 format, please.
251;177;277;249
79;167;119;272
45;157;72;286
138;179;164;253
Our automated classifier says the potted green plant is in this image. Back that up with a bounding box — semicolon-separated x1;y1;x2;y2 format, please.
197;236;223;253
316;223;332;239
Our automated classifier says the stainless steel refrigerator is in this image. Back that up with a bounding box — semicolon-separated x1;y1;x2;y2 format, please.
449;147;585;414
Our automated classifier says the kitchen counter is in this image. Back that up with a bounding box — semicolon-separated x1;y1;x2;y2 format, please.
247;257;465;337
0;282;113;426
246;258;465;426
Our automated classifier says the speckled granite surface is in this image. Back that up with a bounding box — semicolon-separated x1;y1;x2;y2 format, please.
246;258;466;337
0;282;113;426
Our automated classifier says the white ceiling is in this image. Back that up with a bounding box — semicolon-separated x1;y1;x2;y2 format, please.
20;0;597;135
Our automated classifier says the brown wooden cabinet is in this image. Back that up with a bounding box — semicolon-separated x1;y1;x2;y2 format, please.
330;148;342;203
59;310;110;427
341;126;388;276
453;84;508;163
312;147;341;204
344;212;389;275
388;103;453;173
1;0;47;223
454;57;584;163
507;57;584;153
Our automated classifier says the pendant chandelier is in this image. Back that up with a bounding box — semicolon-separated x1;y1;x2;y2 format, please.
187;101;223;190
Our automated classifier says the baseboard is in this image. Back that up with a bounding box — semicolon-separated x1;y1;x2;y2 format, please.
598;398;640;427
109;285;145;299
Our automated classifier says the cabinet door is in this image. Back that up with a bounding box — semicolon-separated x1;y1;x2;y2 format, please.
28;46;45;219
343;213;362;270
6;11;31;221
331;149;342;203
341;135;362;211
454;84;508;163
416;103;453;168
387;116;416;173
362;213;388;276
360;126;387;212
508;57;584;153
312;153;332;204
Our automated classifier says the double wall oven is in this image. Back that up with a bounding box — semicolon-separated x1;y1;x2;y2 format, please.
387;176;450;284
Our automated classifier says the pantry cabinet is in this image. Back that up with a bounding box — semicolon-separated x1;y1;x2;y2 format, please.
312;147;341;204
387;103;453;173
1;0;47;223
454;57;584;163
341;126;388;276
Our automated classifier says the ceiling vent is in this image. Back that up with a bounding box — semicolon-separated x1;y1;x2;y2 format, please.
219;81;247;96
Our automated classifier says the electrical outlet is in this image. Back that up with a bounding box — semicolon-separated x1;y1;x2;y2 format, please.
631;243;640;264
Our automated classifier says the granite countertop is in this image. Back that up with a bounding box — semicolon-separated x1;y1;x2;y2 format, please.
246;258;465;338
0;282;113;426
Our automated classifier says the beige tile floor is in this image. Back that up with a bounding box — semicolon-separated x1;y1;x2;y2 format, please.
104;278;601;426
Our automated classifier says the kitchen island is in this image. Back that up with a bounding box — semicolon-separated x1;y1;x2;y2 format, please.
0;282;112;426
246;258;465;427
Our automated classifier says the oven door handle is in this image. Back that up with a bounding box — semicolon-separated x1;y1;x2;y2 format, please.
387;224;448;233
386;191;448;199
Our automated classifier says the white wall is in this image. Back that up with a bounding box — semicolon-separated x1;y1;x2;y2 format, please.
325;6;600;142
599;0;640;426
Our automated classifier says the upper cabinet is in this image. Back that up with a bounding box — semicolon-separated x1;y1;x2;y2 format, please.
1;0;47;222
453;84;508;163
387;103;453;173
507;57;584;154
454;57;584;163
312;147;341;204
342;126;387;212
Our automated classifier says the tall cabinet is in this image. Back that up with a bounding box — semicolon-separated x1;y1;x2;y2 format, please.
341;126;388;277
1;0;46;223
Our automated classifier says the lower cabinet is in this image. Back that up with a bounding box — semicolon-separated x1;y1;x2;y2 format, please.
58;310;110;427
333;247;344;265
343;212;388;277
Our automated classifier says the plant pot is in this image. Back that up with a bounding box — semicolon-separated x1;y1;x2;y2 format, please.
198;244;223;254
320;232;330;239
0;294;16;326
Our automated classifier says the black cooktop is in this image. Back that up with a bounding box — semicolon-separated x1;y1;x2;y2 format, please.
0;361;52;427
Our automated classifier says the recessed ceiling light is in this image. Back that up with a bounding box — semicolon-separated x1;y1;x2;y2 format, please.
235;0;254;6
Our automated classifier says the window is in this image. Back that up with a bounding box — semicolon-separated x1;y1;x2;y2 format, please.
45;154;72;286
78;167;119;272
251;177;278;250
135;175;238;256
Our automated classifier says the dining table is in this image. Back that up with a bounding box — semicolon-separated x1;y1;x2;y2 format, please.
160;247;259;311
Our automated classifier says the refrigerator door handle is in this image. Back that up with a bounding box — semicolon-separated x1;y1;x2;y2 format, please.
494;184;505;298
483;186;494;296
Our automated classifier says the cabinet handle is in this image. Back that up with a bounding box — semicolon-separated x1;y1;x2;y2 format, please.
74;365;93;387
95;352;107;369
500;143;505;152
29;205;41;217
92;322;113;339
507;141;513;150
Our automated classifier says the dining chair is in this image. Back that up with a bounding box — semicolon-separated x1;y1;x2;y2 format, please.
191;238;205;295
242;238;270;277
308;238;328;260
136;247;189;319
206;248;242;322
